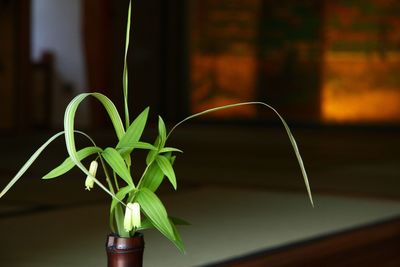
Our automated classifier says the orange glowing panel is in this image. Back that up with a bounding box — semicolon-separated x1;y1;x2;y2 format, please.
322;53;400;123
189;0;261;118
191;54;257;118
322;0;400;123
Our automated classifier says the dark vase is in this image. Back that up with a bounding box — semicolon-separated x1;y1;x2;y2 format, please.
106;233;145;267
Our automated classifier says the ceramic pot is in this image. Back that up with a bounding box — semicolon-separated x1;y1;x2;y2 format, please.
106;233;145;267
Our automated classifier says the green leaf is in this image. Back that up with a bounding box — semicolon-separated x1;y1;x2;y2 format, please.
138;216;190;230
139;153;175;192
116;107;149;167
146;137;160;165
168;101;314;206
159;147;183;154
158;116;167;148
170;218;186;253
118;142;157;155
117;107;149;151
117;141;157;167
102;147;134;187
110;185;135;212
136;188;174;241
155;155;177;190
64;93;125;202
138;163;161;191
136;216;187;252
43;146;102;179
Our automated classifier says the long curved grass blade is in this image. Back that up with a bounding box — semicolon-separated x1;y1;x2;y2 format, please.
0;132;63;198
43;146;103;179
64;93;125;202
0;131;94;198
102;147;134;187
123;0;132;128
168;102;314;206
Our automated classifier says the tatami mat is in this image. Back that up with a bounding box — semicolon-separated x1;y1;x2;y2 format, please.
1;187;400;267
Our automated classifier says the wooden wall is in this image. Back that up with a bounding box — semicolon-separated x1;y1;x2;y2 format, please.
0;0;30;131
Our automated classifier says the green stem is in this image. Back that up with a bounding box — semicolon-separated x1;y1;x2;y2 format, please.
113;172;120;191
123;0;132;129
99;156;115;195
115;204;129;237
136;159;154;188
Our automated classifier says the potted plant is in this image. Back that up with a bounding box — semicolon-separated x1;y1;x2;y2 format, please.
0;1;313;266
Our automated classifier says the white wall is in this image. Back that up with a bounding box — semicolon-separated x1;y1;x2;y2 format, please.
31;0;89;127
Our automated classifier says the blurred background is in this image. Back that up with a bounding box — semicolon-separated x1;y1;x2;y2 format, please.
2;0;400;197
2;0;400;130
1;0;400;266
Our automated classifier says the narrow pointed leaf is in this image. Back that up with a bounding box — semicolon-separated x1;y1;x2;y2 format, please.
43;146;102;179
102;147;134;187
155;155;177;190
138;216;190;229
138;162;162;191
136;188;174;241
170;218;185;253
117;107;149;151
159;147;183;154
158;116;167;148
139;153;174;192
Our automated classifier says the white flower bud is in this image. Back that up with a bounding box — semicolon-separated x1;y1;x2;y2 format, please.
85;161;98;191
124;202;141;232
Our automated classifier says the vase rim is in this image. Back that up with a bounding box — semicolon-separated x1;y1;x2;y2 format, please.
108;232;143;239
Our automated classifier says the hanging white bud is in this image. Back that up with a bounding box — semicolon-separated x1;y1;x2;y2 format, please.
124;202;141;232
85;161;98;191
